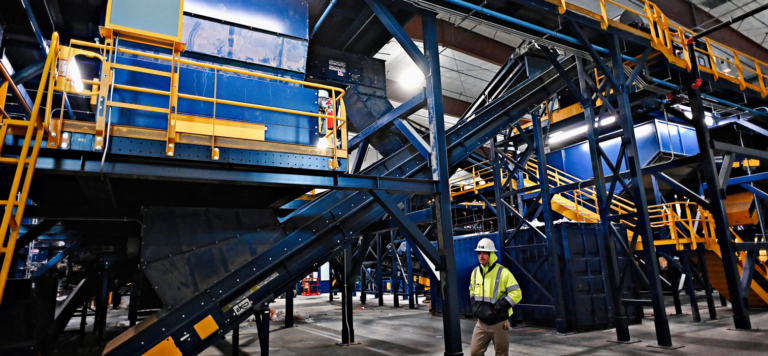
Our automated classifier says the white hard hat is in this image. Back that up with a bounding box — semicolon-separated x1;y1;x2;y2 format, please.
475;237;497;252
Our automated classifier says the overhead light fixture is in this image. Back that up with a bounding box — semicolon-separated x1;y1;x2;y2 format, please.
69;57;84;93
399;67;424;90
548;125;587;143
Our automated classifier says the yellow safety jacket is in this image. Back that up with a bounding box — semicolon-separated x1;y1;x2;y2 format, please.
469;252;522;325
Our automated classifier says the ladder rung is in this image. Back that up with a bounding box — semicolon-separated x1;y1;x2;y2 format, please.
0;157;32;165
3;119;32;127
0;201;20;206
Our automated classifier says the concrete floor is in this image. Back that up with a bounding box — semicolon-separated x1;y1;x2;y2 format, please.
59;292;768;355
197;293;768;356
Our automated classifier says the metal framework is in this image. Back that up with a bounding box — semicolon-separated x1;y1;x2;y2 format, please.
3;1;768;355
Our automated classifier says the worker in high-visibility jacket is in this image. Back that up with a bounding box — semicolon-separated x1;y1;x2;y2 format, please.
469;238;522;356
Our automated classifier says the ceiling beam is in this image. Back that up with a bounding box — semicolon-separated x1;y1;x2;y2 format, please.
655;0;768;63
404;16;515;66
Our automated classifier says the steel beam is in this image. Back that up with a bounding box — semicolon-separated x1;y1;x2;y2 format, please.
32;241;80;277
531;112;568;333
686;39;752;330
716;172;768;187
741;184;768;203
340;246;355;344
348;90;427;150
14;219;59;254
370;190;441;267
20;0;74;120
9;61;45;85
351;139;370;174
35;157;437;195
406;240;415;309
377;234;384;306
713;141;768;161
361;208;433;234
394;118;431;160
365;0;429;75
0;57;33;115
423;11;463;355
391;231;400;308
477;193;497;216
578;55;632;344
652;172;710;209
610;35;672;347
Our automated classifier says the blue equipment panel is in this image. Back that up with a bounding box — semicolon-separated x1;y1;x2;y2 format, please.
546;120;698;181
182;16;308;73
109;52;321;147
184;0;309;40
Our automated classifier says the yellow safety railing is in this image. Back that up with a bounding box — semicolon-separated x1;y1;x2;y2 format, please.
555;0;768;97
450;152;767;272
449;160;501;197
647;202;716;251
57;35;348;168
523;157;636;224
0;33;60;306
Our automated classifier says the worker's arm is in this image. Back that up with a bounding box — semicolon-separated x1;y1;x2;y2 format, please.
494;268;521;312
469;267;476;298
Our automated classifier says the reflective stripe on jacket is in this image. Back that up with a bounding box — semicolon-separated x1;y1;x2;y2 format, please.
469;251;522;325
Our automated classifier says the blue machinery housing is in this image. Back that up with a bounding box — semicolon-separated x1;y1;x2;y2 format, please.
1;0;768;355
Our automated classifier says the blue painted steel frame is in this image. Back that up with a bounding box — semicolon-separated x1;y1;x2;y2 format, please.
348;89;427;150
687;37;754;330
32;241;81;277
20;0;75;120
531;113;568;333
422;12;464;354
102;11;579;354
34;156;435;195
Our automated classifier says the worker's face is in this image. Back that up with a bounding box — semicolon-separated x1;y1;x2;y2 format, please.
478;252;490;265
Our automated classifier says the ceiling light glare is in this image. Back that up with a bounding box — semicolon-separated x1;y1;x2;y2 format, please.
399;68;424;90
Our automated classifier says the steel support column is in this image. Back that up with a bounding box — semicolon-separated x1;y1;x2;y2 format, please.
284;287;295;328
692;252;718;319
377;234;384;306
531;113;568;333
577;56;631;343
339;246;355;345
423;12;463;355
685;40;752;330
232;326;240;356
255;303;270;356
391;232;400;308
97;262;109;341
407;241;415;309
608;35;672;347
491;138;508;244
575;34;673;343
129;271;141;327
681;251;702;322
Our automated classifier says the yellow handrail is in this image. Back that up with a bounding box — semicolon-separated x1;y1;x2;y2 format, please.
64;35;348;166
